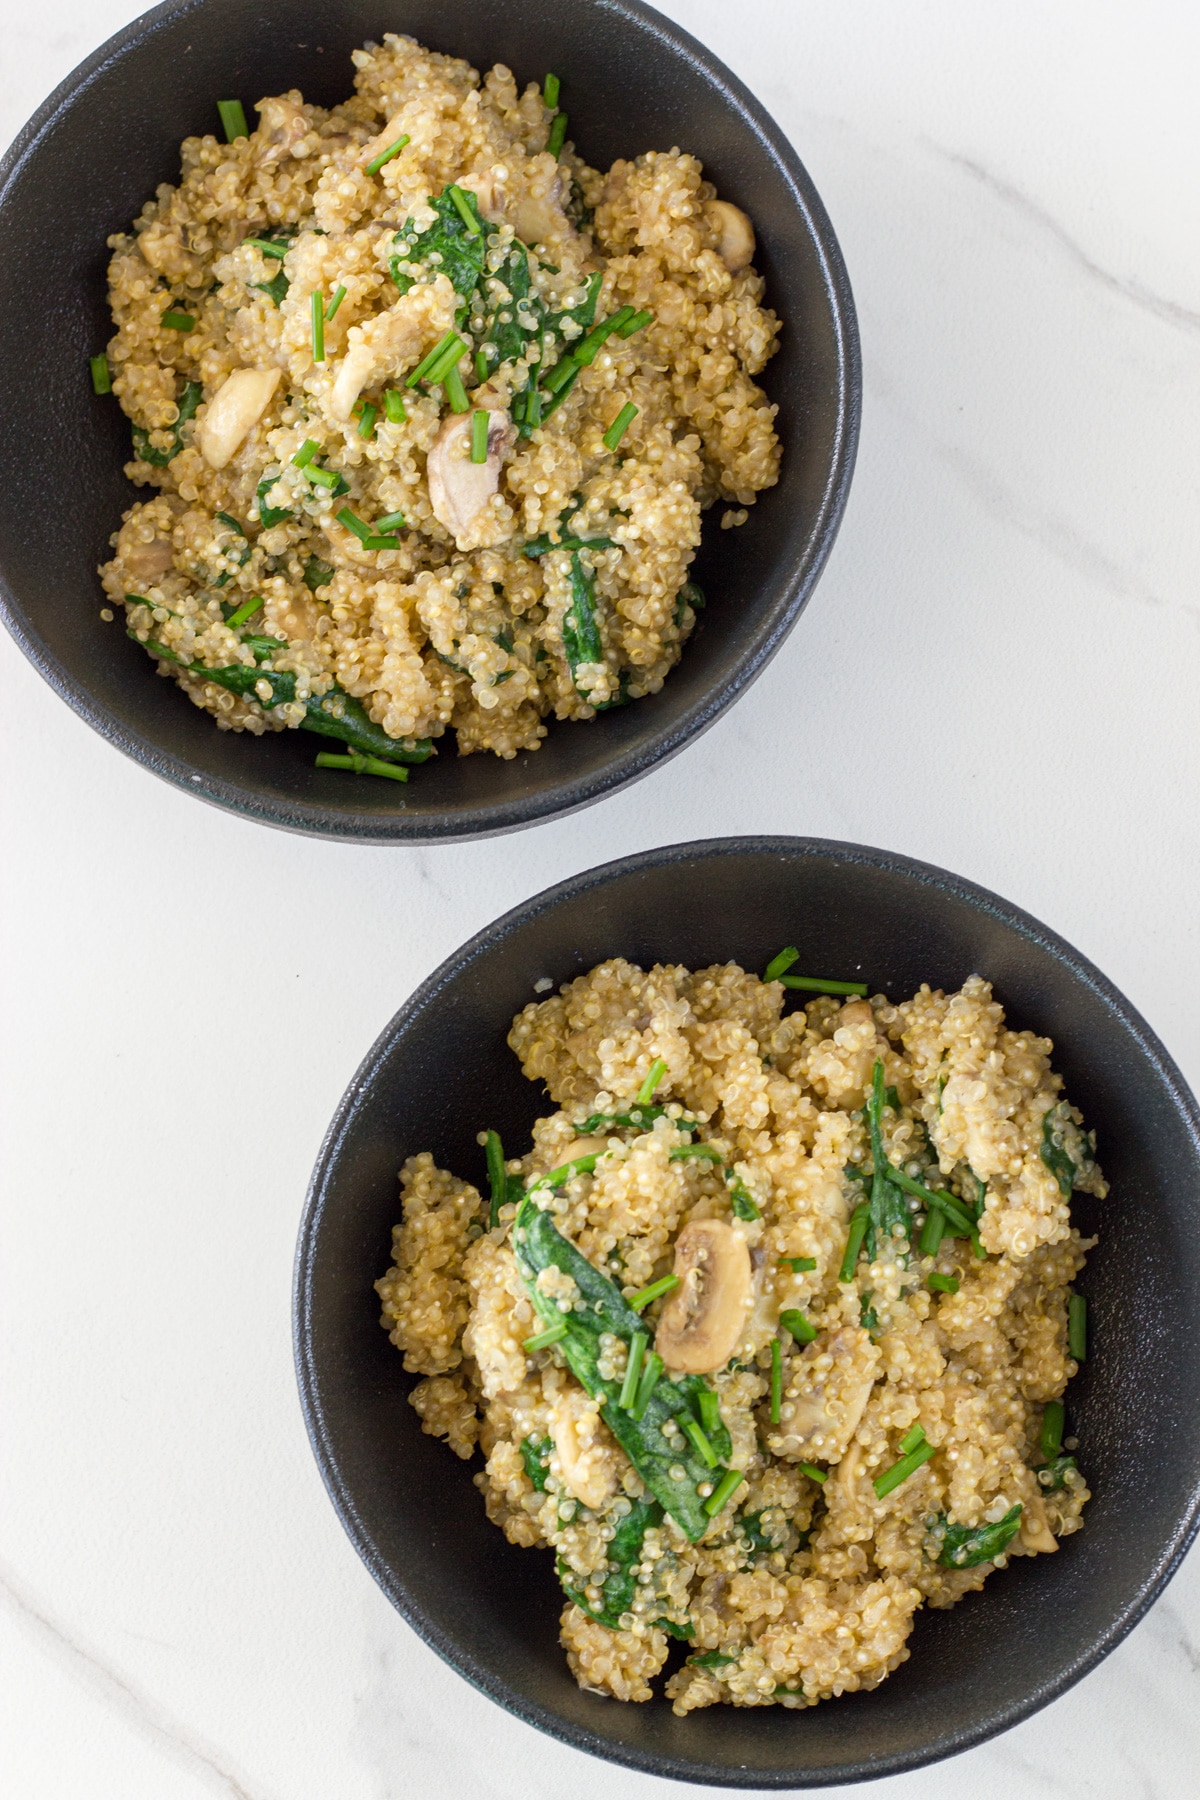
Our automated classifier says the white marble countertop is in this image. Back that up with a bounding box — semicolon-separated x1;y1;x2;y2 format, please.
3;2;1198;1795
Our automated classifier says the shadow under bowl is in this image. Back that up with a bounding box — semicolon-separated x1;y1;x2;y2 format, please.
295;836;1200;1785
0;0;858;843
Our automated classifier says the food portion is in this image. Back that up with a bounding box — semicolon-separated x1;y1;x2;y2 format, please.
93;34;781;778
376;956;1103;1712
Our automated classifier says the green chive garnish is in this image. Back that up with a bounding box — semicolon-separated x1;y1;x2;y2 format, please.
336;507;372;543
366;133;410;176
668;1142;723;1164
874;1438;936;1499
636;1058;668;1107
698;1389;721;1436
617;309;654;337
927;1271;959;1294
839;1203;869;1282
383;388;407;423
919;1205;946;1257
224;595;263;630
779;1308;818;1345
628;1274;680;1312
524;1321;569;1353
769;1338;782;1423
485;1129;507;1229
215;511;244;536
161;310;195;332
764;946;799;981
681;1416;718;1468
406;330;461;387
630;1351;663;1420
1068;1293;1087;1362
619;1331;648;1409
547;112;568;158
375;511;407;532
543;73;561;109
305;465;340;489
311;290;325;363
217;99;249;142
469;409;490;463
357;401;378;439
778;1256;817;1273
799;1462;828;1484
442;365;469;413
314;751;409;782
891;1170;977;1238
325;284;347;322
89;353;111;394
363;535;401;551
475;350;490;382
1040;1399;1065;1461
704;1469;745;1516
244;237;289;259
602;402;638;451
899;1423;926;1456
779;975;869;996
291;438;319;468
447;185;482;236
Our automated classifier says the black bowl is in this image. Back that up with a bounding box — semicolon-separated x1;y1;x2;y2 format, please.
0;0;858;844
295;836;1200;1786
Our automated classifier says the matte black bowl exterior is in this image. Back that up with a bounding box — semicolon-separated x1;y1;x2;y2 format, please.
295;838;1200;1785
0;0;858;844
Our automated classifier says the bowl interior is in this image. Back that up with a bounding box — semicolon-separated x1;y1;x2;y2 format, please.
0;0;857;842
296;838;1200;1785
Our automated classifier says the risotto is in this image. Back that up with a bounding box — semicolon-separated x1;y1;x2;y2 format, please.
376;955;1103;1711
94;34;781;777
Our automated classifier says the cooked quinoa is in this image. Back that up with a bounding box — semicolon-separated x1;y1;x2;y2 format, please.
377;959;1104;1712
96;34;781;769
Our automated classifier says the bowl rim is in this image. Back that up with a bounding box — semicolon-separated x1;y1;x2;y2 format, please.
294;833;1200;1785
0;0;861;845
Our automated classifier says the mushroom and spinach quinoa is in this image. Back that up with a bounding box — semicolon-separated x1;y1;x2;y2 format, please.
376;955;1103;1712
94;35;780;778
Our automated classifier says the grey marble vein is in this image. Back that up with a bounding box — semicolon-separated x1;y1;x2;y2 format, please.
0;1558;270;1800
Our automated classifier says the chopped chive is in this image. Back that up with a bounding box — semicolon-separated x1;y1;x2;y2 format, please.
547;112;568;158
1068;1293;1087;1362
778;1256;817;1273
602;402;638;451
474;350;490;382
764;946;800;982
424;343;467;390
375;511;407;533
224;595;263;630
873;1438;936;1499
619;1331;648;1409
363;535;401;551
291;437;320;468
524;1320;569;1353
681;1416;719;1468
217;99;249;142
574;307;637;367
336;507;372;543
447;184;482;236
839;1203;869;1282
919;1205;946;1257
543;73;561;109
357;401;378;439
636;1058;668;1107
366;132;410;176
89;353;111;395
698;1389;721;1436
523;381;544;428
799;1462;828;1484
779;1308;818;1345
779;975;869;996
314;751;409;782
891;1170;977;1238
628;1273;680;1312
899;1423;926;1456
927;1271;959;1294
527;1152;601;1193
325;284;347;322
469;408;490;463
617;308;654;337
244;237;289;259
704;1468;745;1516
543;354;580;396
668;1142;723;1164
214;511;244;535
442;364;469;413
1040;1399;1065;1461
630;1351;663;1420
406;330;460;387
769;1338;782;1424
485;1129;507;1229
161;310;195;332
383;388;407;424
311;290;325;363
305;464;341;489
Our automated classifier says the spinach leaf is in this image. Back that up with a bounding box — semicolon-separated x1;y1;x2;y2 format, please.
726;1172;760;1222
866;1059;910;1258
519;1434;553;1491
689;1650;738;1669
561;551;604;692
934;1503;1023;1568
859;1292;880;1336
674;581;705;626
557;1497;692;1637
1036;1454;1078;1492
131;379;202;467
254;267;290;307
255;474;292;528
391;186;487;306
303;557;335;591
1040;1102;1097;1198
481;240;544;370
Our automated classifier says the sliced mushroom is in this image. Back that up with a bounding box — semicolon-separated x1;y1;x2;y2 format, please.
255;96;310;165
771;1327;879;1463
427;407;514;545
329;279;457;420
655;1219;752;1374
1018;1491;1058;1554
838;998;874;1029
456;170;508;225
514;171;570;248
119;529;176;585
550;1385;620;1510
706;200;756;274
198;368;282;470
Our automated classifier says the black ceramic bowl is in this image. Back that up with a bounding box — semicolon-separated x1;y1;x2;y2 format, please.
295;836;1200;1786
0;0;858;844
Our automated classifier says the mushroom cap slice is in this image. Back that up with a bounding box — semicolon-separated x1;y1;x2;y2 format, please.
426;407;514;546
705;200;756;274
198;368;281;470
655;1218;753;1374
